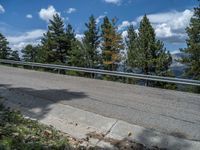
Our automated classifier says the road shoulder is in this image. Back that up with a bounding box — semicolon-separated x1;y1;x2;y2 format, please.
0;86;200;150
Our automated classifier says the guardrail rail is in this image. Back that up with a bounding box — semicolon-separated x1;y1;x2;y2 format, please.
1;59;200;86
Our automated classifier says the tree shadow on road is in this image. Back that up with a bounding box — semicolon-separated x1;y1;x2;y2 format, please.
0;84;88;120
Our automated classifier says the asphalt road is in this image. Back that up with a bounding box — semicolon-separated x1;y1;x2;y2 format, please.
0;65;200;141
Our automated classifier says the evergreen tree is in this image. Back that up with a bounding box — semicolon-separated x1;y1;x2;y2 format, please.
137;15;157;75
68;40;85;67
180;1;200;92
126;25;138;68
42;14;68;64
65;24;77;65
127;15;173;87
0;33;11;59
101;17;124;71
10;50;20;61
181;1;200;80
41;30;56;63
21;44;37;62
82;15;100;68
32;45;47;63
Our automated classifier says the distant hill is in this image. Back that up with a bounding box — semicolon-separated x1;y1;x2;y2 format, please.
118;52;188;78
170;53;187;77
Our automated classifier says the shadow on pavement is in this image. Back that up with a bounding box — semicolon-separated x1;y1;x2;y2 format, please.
0;84;88;120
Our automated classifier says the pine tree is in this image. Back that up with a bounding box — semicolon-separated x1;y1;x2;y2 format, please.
32;45;47;63
68;40;85;67
10;50;20;61
0;33;11;59
127;15;173;87
180;1;200;92
65;24;77;65
41;30;56;63
181;1;200;80
137;15;157;76
101;17;124;71
126;25;138;68
42;14;68;64
82;15;100;68
21;44;37;62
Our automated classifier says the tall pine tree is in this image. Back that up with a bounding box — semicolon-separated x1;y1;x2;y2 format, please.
127;15;173;87
0;33;11;59
68;40;85;67
42;14;68;64
34;45;48;63
101;17;123;71
181;1;200;80
126;25;138;68
65;24;77;65
41;30;56;63
180;1;200;92
138;15;157;75
82;15;100;68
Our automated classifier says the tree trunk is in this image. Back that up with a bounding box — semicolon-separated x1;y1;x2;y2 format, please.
144;65;149;86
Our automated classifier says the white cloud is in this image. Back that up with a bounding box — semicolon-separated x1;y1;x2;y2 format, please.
103;0;122;5
155;23;173;38
146;10;192;30
66;8;77;14
7;29;45;44
26;14;33;19
136;9;193;43
7;29;46;51
171;50;181;54
0;4;5;14
119;9;193;44
122;30;128;39
39;5;60;22
10;41;42;53
118;21;136;31
138;10;193;30
75;34;84;41
96;15;105;24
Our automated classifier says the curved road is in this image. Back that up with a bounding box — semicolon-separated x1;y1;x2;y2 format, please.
0;65;200;141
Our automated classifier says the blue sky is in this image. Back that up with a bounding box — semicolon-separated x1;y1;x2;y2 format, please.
0;0;198;53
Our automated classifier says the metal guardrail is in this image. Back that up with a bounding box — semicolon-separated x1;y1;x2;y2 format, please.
1;59;200;86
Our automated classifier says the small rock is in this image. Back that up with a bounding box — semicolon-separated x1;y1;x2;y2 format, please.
12;132;19;136
85;136;89;141
44;130;52;137
128;132;132;136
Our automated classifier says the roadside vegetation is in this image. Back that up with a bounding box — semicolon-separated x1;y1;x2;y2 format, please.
0;102;166;150
0;1;199;93
0;103;71;150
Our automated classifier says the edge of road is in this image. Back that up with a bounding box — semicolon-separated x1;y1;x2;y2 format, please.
0;86;200;150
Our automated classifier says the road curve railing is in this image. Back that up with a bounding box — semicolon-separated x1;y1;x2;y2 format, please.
1;59;200;86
